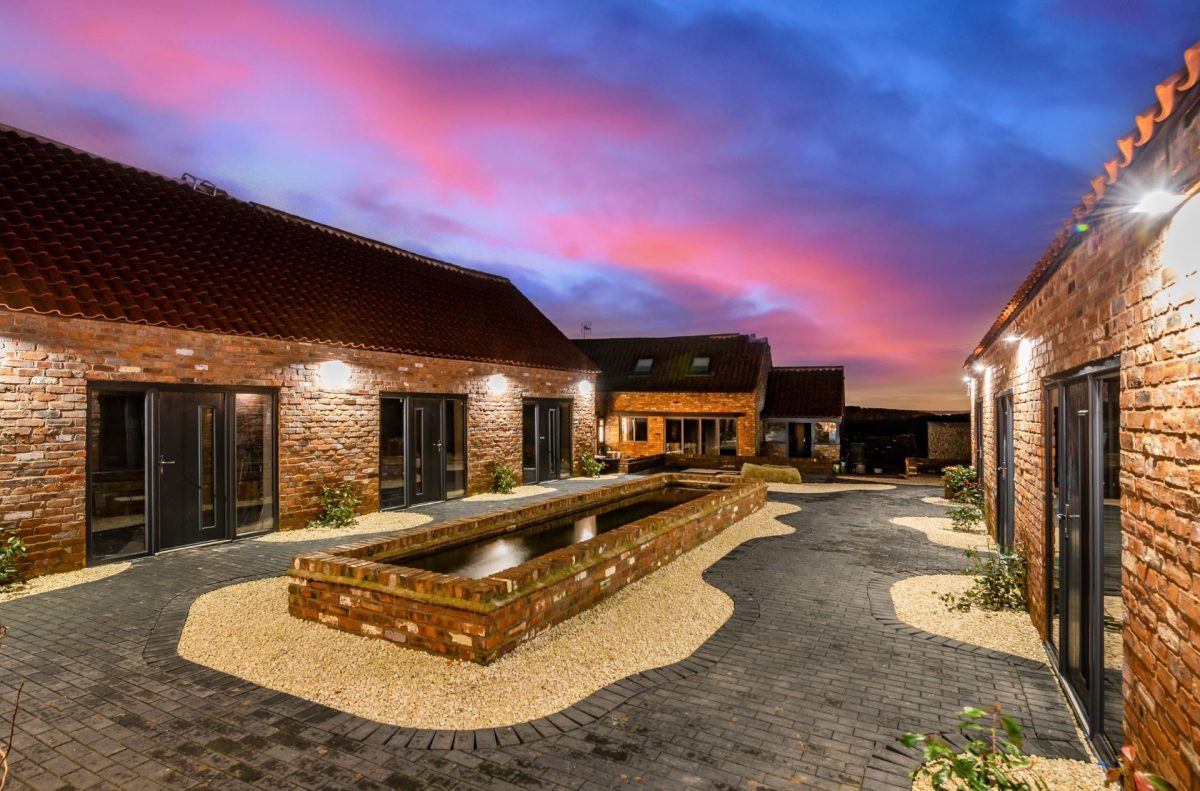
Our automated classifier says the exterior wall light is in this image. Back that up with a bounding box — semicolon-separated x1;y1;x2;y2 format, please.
1017;338;1033;372
972;362;986;373
486;374;507;395
1130;190;1186;215
318;360;351;390
1003;333;1021;343
578;380;593;396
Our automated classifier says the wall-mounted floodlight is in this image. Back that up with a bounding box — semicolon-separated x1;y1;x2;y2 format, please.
1130;190;1186;216
318;360;351;390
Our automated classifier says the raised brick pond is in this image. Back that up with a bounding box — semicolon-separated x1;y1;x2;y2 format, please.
288;473;766;663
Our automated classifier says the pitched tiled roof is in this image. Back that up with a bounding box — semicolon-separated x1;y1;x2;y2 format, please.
0;125;597;373
762;366;844;419
968;41;1200;363
573;334;770;393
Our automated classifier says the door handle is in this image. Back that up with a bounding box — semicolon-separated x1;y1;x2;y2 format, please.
158;456;176;473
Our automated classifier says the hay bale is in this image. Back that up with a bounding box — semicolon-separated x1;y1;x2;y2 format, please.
739;463;802;484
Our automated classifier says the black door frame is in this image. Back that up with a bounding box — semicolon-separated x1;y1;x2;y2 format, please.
85;382;279;563
993;390;1015;550
1042;355;1121;760
522;398;573;483
378;393;469;510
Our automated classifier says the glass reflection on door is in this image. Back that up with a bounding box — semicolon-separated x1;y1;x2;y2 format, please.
1099;377;1123;749
380;397;406;510
234;393;275;534
89;391;148;559
445;399;467;498
522;401;538;484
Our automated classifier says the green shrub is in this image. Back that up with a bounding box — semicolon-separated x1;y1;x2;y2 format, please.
307;483;359;529
579;452;603;478
0;534;29;588
901;703;1047;791
942;466;978;499
948;501;983;533
941;547;1029;612
491;463;516;494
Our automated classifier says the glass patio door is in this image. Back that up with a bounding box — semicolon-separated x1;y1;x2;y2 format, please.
408;397;445;505
522;399;572;483
1050;366;1124;758
994;393;1015;549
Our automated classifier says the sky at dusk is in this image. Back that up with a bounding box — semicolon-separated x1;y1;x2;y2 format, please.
1;1;1198;409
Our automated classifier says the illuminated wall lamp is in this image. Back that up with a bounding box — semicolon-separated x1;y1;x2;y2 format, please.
972;362;986;373
318;360;351;390
578;379;593;396
486;373;507;395
1130;190;1186;216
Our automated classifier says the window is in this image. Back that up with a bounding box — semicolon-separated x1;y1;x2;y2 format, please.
620;416;649;442
663;417;733;456
688;356;711;375
633;358;653;374
814;422;838;444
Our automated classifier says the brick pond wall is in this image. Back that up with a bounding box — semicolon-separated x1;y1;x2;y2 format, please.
968;87;1200;786
288;474;766;663
0;310;596;577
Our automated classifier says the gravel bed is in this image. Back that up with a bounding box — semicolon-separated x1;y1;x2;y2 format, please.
768;482;896;494
178;501;799;730
912;755;1106;790
0;562;130;604
920;496;954;507
463;485;556;502
253;511;433;543
890;575;1046;663
561;473;625;482
890;516;990;551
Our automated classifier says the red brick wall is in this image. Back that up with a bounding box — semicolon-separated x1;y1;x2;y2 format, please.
599;390;761;458
0;310;596;577
968;101;1200;785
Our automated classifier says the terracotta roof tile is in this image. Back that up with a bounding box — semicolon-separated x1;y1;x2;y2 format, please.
573;334;770;393
968;40;1200;363
0;125;597;373
761;366;844;419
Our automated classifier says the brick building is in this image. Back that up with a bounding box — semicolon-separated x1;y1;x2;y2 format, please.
575;334;844;463
965;44;1200;784
0;126;598;578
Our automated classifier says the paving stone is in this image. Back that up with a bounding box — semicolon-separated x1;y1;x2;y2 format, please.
0;482;1087;789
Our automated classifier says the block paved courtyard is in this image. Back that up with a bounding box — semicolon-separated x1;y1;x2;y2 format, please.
0;479;1088;790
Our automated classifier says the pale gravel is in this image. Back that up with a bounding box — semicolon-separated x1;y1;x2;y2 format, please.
912;755;1106;790
890;516;991;551
920;496;955;507
0;562;130;603
767;482;896;494
178;501;799;730
890;575;1046;664
463;485;556;502
253;511;433;543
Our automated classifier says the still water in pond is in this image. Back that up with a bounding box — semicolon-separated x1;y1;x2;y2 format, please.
405;487;709;579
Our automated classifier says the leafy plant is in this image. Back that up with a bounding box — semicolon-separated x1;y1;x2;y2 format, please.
948;501;984;533
943;466;979;500
1105;745;1176;791
941;547;1028;612
0;536;28;589
306;483;359;529
579;452;603;478
491;462;516;494
900;703;1047;791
